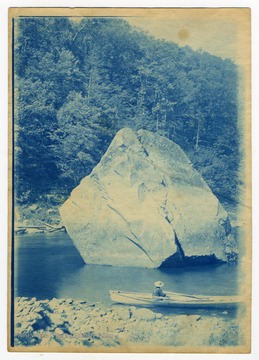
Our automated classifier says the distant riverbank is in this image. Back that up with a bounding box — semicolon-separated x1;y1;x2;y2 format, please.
14;297;243;350
15;201;64;235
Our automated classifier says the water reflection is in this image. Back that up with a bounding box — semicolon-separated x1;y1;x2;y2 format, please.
15;233;84;299
16;233;240;308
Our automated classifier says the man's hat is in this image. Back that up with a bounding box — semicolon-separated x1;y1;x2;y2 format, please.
154;281;164;287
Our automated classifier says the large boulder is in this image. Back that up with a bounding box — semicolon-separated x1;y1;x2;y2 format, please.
60;128;234;268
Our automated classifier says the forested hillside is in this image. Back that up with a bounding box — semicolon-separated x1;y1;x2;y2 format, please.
14;17;241;209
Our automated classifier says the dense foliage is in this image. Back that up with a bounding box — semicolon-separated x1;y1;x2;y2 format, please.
14;17;241;207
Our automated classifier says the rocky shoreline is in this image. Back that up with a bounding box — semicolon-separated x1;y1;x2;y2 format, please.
14;297;243;350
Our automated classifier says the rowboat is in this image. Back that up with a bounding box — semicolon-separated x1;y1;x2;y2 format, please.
109;290;244;308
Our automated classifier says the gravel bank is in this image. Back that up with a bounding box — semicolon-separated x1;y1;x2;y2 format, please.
13;297;243;350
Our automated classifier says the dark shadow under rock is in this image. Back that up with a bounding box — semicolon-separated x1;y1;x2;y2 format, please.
159;253;224;269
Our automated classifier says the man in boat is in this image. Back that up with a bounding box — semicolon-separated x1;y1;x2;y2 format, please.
153;281;166;297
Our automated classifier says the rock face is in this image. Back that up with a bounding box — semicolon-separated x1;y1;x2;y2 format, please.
60;128;234;268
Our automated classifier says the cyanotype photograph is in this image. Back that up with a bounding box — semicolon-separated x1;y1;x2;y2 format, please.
8;7;251;353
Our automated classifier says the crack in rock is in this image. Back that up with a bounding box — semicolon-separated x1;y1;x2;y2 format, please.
107;204;153;263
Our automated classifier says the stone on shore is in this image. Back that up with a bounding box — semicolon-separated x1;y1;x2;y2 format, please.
132;308;156;321
60;128;235;268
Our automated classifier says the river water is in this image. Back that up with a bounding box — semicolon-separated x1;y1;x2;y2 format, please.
15;233;242;313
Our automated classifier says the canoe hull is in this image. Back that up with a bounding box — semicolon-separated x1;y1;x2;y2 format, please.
109;290;243;308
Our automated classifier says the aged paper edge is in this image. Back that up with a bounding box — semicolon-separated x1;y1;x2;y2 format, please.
7;7;252;354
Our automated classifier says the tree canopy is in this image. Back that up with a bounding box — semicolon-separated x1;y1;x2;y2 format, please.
14;17;241;208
